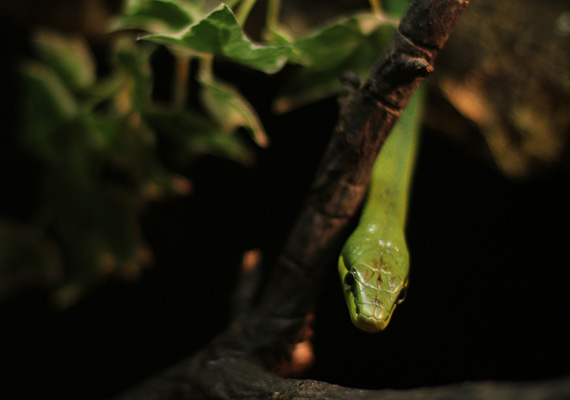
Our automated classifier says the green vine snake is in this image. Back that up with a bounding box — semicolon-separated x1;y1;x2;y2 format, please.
338;87;424;332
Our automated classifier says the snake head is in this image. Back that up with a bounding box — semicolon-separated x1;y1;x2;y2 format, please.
338;244;408;333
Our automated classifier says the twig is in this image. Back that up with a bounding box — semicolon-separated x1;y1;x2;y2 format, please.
173;56;190;110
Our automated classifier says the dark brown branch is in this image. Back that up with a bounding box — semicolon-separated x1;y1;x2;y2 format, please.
253;0;470;359
178;0;472;377
112;1;503;399
175;1;472;377
117;357;570;400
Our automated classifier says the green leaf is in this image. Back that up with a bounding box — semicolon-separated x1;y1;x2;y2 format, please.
291;17;368;70
32;29;96;91
383;0;411;17
114;0;201;33
200;75;269;147
142;4;291;73
21;61;78;146
275;13;397;111
81;113;125;152
113;38;154;112
145;105;254;165
43;176;150;307
264;24;295;46
82;72;127;112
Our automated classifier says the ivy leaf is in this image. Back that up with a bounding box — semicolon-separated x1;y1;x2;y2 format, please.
114;0;202;33
291;17;369;70
113;37;154;112
383;0;412;17
145;106;254;166
275;13;397;112
44;176;150;307
31;29;96;91
20;61;78;153
142;4;291;74
199;75;269;148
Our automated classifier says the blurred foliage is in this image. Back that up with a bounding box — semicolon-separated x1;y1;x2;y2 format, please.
3;0;406;305
273;13;397;112
425;0;570;177
140;4;292;74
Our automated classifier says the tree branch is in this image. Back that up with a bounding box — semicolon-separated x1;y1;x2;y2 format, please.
174;0;471;378
113;1;570;399
117;357;570;400
248;0;471;361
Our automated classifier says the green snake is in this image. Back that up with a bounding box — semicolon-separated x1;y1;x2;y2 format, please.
338;87;424;332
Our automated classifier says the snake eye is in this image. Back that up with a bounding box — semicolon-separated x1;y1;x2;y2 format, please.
344;271;355;288
397;285;408;304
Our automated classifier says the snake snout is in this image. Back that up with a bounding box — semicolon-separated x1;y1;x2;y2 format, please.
350;312;391;333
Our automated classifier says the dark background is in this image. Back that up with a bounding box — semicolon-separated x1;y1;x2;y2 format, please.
1;3;569;399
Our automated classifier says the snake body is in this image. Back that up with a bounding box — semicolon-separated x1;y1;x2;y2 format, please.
338;88;424;332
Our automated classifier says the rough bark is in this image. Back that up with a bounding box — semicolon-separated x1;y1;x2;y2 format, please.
117;357;570;400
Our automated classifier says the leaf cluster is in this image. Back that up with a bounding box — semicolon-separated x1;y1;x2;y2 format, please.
3;0;404;305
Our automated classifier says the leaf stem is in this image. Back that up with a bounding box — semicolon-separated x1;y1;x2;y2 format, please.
198;54;214;83
226;0;241;8
266;0;281;30
235;0;257;26
370;0;383;15
173;55;190;110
